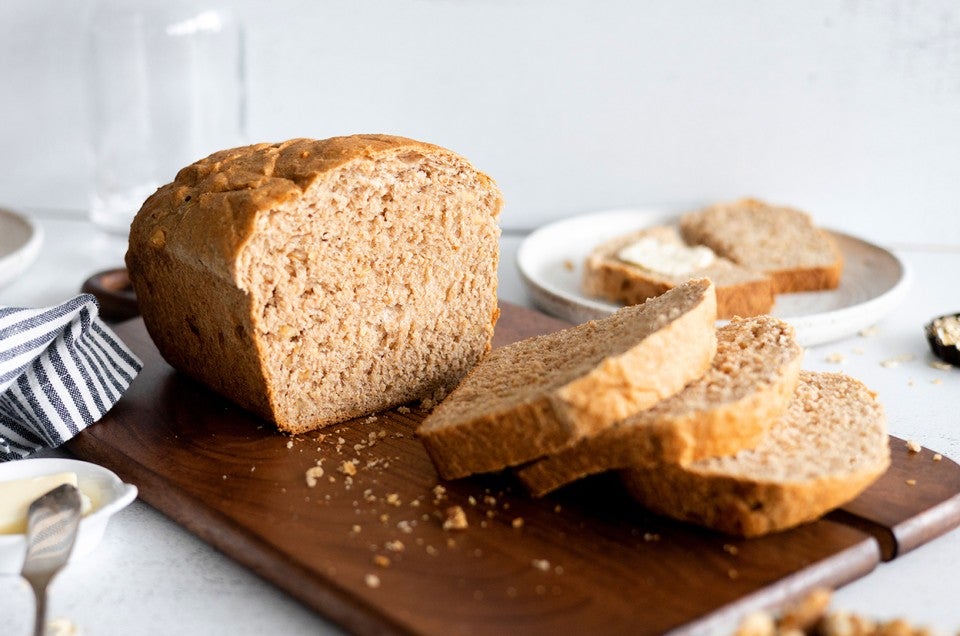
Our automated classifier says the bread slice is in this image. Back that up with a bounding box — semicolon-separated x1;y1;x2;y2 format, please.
418;278;718;480
583;225;774;318
516;315;803;496
127;135;503;434
621;371;890;537
679;198;843;293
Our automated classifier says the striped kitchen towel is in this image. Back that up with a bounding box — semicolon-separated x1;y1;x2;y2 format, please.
0;294;142;461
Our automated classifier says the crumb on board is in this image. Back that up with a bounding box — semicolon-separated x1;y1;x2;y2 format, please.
906;439;922;453
930;360;953;371
532;558;551;572
286;439;294;449
340;460;357;476
364;573;381;589
906;479;917;486
442;505;469;530
934;453;943;462
512;517;525;529
305;466;324;487
372;555;391;568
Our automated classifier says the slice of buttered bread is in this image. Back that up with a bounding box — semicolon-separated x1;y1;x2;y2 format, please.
517;315;803;496
621;371;890;537
418;278;718;480
583;225;774;318
679;198;843;293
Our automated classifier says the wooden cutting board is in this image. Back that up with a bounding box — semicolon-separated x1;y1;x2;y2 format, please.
68;302;960;635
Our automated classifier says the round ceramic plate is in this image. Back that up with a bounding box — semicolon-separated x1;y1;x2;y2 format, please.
0;207;43;290
516;209;912;347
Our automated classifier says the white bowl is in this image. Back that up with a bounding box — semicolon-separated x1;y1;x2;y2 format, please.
0;207;43;290
0;458;137;574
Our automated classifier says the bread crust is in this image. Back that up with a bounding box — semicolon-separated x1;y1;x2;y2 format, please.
679;198;843;294
620;371;890;537
517;315;803;497
419;279;718;480
127;134;502;431
583;226;774;318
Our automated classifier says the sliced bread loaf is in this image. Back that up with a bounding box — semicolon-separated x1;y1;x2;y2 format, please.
418;278;718;480
582;225;774;318
127;135;503;434
516;315;803;496
679;198;843;293
620;371;890;537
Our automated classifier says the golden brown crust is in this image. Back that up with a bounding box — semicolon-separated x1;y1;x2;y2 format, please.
517;316;803;497
419;279;718;480
130;135;461;283
678;198;843;294
127;134;502;432
620;372;890;537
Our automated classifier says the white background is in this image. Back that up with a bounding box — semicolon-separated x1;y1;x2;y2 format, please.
1;0;958;244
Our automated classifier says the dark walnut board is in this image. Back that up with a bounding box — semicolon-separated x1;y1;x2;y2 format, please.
68;302;960;635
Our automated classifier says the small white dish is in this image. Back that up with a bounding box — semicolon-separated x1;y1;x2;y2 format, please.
517;208;912;347
0;458;137;574
0;207;43;290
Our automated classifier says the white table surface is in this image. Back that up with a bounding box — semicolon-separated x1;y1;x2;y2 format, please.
2;210;960;635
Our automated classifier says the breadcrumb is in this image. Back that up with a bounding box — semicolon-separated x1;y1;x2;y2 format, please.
906;440;922;453
442;505;469;530
305;466;324;487
364;573;381;589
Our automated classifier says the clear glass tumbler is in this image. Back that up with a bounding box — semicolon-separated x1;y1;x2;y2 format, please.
84;0;245;235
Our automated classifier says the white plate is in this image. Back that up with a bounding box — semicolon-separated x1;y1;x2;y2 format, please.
0;458;137;574
0;207;43;290
516;209;912;347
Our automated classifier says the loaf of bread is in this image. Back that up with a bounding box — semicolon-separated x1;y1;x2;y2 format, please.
583;225;774;318
126;135;503;434
418;278;718;480
517;315;803;496
620;371;890;536
679;198;843;293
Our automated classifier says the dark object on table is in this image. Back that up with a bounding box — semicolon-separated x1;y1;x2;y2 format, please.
81;268;139;322
925;313;960;367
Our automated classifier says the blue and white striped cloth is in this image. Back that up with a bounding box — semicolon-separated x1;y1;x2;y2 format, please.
0;294;142;461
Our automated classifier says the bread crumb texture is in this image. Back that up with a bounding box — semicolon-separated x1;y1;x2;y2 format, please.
679;197;843;293
418;278;717;479
622;371;890;536
127;135;502;434
517;314;803;496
